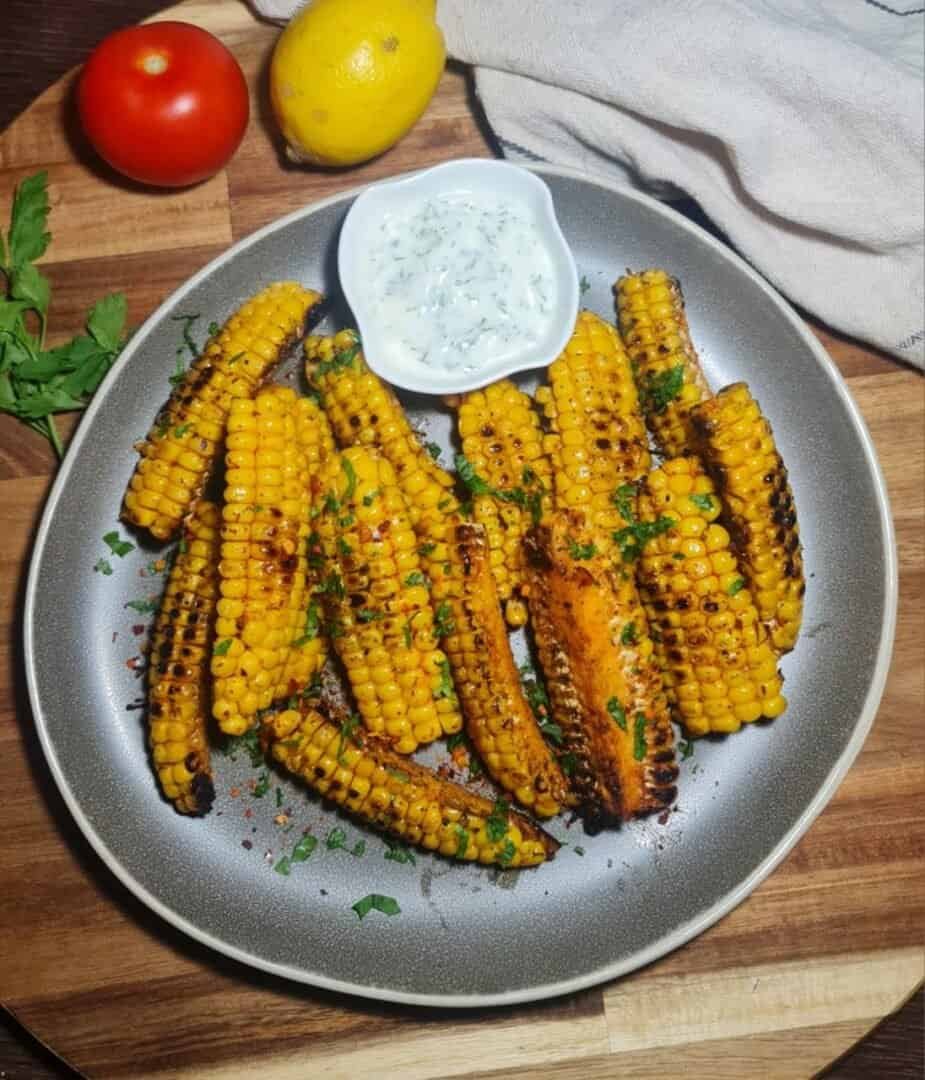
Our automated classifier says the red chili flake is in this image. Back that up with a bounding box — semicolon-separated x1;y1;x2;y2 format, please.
132;624;145;636
657;810;671;826
229;786;241;799
125;656;141;671
243;807;253;819
242;839;253;850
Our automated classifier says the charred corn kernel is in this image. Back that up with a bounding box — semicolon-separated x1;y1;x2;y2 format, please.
147;500;220;815
305;330;456;527
534;310;650;557
456;379;552;626
123;282;321;541
692;383;804;653
312;447;463;753
635;457;787;735
524;511;677;828
615;270;712;457
265;707;558;867
438;521;571;817
212;387;325;735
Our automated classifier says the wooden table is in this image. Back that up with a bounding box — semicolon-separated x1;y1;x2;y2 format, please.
1;1;922;1076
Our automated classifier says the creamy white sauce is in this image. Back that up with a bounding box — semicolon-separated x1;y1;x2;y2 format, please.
363;190;558;374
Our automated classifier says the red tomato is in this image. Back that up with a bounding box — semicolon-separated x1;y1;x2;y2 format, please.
77;21;249;188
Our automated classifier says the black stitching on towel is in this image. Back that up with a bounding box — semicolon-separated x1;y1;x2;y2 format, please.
497;136;549;163
862;1;924;15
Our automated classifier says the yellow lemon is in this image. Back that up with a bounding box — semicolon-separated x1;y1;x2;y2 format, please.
270;0;446;167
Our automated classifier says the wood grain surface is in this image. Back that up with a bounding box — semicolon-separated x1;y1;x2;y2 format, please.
1;2;922;1077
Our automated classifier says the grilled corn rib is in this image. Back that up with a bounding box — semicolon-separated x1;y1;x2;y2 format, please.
524;512;677;830
147;500;221;815
456;379;552;626
691;383;804;653
312;446;462;753
265;706;558;868
534;309;650;557
123;282;321;541
211;386;323;735
635;456;787;735
614;270;711;457
306;334;569;817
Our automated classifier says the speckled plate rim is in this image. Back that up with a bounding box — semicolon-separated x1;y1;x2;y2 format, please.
23;163;898;1008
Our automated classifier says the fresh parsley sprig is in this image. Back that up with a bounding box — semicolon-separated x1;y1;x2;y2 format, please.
0;172;127;457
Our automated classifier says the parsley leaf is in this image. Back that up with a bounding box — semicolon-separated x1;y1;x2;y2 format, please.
213;639;232;656
383;840;416;865
341;456;357;501
352;893;401;920
434;659;457;703
93;557;113;576
315;340;360;378
124;597;158;614
7;171;50;268
252;770;271;798
291;834;317;862
336;714;362;763
485;798;510;843
633;713;648;761
607;697;627;731
567;537;597;560
454;453;493;496
613;483;637;523
404;571;427;587
274;856;292;876
293;599;321;647
425;441;442;461
640;364;684;414
613;515;675;562
690;493;714;512
87;294;128;352
579;274;591;295
170;312;201;358
498;839;516;868
679;738;695;760
620;622;638;646
433;600;455;638
455;826;470;858
356;609;383;623
727;577;746;596
221;728;264;768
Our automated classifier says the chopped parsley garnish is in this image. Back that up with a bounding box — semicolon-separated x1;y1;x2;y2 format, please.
338;513;355;528
640;364;684;414
356;609;383;623
291;834;317;862
607;697;627;731
362;488;380;507
293;599;321;647
103;530;134;558
221;727;263;767
690;493;714;512
574;846;586;856
402;621;413;648
613;515;675;562
336;714;362;762
352;839;367;857
352;893;401;920
337;538;352;556
425;441;442;461
558;751;578;776
418;542;436;557
672;552;686;560
434;659;457;702
207;321;220;337
633;713;647;760
579;274;591;295
93;557;113;576
498;839;516;868
384;840;416;865
173;422;192;439
613;482;637;523
485;798;510;843
437;497;453;511
326;827;348;851
404;571;427;587
321;491;340;515
727;577;746;596
386;767;410;784
455;453;544;523
341;456;357;501
252;770;271;798
679;738;695;760
274;856;292;876
168;354;186;388
519;663;560;741
315;341;360;378
455;825;470;859
446;731;466;752
620;622;638;646
455;453;493;496
539;718;564;744
433;600;455;638
212;638;232;656
306;531;325;570
567;537;597;560
275;787;283;808
319;570;345;599
170;312;201;358
124;598;158;615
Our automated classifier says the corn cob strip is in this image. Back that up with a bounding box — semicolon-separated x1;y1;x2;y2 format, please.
147;500;221;815
635;457;787;735
456;379;552;626
265;706;558;868
438;521;571;817
123;282;321;541
312;446;462;753
305;330;457;530
534;310;650;557
614;270;712;457
305;335;569;816
524;511;678;830
211;386;323;735
691;383;804;653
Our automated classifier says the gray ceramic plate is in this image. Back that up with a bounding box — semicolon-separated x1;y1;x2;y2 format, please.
24;165;896;1007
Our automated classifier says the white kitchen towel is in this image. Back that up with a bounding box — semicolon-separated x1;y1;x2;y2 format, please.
253;0;925;367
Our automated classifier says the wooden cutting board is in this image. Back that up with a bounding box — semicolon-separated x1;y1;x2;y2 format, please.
1;1;922;1076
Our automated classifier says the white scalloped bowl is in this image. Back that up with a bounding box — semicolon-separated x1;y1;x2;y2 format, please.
337;158;580;395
